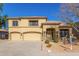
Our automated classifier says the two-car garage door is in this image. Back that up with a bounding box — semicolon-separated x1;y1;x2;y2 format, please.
11;32;41;41
23;33;41;41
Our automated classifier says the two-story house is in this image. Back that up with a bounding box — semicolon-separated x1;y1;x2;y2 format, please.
8;16;72;42
8;16;47;41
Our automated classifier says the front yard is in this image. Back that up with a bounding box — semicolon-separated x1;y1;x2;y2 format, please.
0;40;79;56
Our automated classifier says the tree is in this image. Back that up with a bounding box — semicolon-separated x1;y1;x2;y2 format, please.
2;15;8;29
0;4;8;29
60;3;79;32
0;3;3;29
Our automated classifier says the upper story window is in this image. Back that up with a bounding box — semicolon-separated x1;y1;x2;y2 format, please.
12;21;18;26
29;20;38;26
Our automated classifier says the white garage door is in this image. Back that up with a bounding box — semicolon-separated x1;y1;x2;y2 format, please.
11;33;21;40
23;33;41;41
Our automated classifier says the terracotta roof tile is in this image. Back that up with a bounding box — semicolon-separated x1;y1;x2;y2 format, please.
59;26;72;28
42;22;61;25
8;16;47;19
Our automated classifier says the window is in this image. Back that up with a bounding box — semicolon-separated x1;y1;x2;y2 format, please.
60;29;69;38
29;20;38;26
12;21;18;26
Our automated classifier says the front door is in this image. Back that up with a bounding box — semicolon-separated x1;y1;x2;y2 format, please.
46;28;56;42
51;30;55;41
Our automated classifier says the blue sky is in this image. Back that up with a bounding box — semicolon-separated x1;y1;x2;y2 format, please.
3;3;61;21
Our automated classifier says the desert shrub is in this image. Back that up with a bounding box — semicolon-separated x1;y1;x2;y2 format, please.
46;43;52;48
45;40;50;44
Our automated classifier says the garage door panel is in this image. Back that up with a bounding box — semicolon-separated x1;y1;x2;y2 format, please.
11;33;21;40
24;33;41;41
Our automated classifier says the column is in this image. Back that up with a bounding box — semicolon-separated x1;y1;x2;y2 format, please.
55;27;60;42
9;32;11;40
43;31;47;40
69;28;72;36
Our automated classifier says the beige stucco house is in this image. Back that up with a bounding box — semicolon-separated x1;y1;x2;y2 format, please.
8;16;47;41
8;16;72;42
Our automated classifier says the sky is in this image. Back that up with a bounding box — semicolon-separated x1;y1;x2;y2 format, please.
3;3;61;21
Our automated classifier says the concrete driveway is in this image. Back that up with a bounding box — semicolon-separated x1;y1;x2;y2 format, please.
0;40;49;56
0;40;79;56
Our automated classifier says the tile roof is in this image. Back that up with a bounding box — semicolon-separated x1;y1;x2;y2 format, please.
8;16;47;19
42;21;61;25
59;26;72;28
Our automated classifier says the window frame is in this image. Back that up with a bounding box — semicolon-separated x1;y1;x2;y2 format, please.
29;20;38;26
12;21;18;26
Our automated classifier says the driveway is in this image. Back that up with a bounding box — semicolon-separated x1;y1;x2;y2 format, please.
0;40;49;56
0;40;79;56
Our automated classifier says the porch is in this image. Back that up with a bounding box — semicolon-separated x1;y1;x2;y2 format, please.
42;24;72;43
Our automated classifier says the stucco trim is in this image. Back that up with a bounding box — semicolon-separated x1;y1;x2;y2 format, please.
8;26;41;28
23;31;42;34
10;32;21;34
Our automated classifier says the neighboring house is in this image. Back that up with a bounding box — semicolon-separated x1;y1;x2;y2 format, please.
0;29;8;40
7;16;72;42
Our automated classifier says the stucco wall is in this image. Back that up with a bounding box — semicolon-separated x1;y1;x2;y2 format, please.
8;19;47;27
9;27;42;33
8;18;47;33
42;25;59;31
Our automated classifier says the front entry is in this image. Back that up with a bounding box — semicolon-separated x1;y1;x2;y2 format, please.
46;28;56;42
